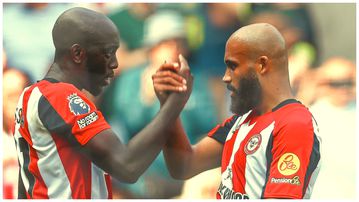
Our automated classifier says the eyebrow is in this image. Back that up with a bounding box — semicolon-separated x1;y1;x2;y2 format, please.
224;59;237;67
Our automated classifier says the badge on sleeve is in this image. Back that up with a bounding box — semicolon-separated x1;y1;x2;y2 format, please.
67;93;90;115
277;153;300;176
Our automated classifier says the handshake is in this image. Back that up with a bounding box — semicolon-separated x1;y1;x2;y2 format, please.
152;54;193;107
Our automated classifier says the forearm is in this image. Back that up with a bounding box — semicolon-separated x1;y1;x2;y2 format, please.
163;118;196;179
123;93;188;178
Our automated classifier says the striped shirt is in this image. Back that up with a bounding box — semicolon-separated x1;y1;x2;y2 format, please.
208;99;321;199
13;78;112;199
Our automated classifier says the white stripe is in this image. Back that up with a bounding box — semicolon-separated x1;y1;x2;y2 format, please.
27;87;73;199
245;122;275;198
222;110;255;189
91;163;108;199
226;110;252;140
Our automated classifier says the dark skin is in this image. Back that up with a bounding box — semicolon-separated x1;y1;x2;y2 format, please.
152;23;295;183
18;7;192;198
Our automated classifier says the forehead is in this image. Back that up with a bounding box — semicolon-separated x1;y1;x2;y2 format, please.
224;38;247;61
323;63;355;81
88;33;119;52
89;18;119;46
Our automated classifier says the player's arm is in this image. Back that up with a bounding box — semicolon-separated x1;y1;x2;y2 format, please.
262;110;321;199
152;55;223;179
81;55;193;183
163;119;223;179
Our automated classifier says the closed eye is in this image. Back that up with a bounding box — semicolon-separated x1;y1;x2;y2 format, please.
225;60;238;70
104;48;117;59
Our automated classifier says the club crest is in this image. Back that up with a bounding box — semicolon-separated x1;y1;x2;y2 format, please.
244;134;262;155
67;93;90;116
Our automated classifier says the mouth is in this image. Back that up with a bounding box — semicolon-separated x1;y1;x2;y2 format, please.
102;73;114;86
227;84;236;97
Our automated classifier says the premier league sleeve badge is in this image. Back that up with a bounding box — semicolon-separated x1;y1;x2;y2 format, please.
67;93;91;116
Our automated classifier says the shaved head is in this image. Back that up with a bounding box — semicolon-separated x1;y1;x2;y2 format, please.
228;23;287;67
49;7;120;96
52;7;119;54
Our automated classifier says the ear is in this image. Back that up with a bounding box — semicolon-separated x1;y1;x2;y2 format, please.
256;56;269;74
70;44;85;64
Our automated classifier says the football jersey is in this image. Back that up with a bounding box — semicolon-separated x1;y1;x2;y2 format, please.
208;99;321;199
13;78;112;199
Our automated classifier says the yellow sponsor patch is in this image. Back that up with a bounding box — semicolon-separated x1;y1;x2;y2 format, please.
277;153;300;176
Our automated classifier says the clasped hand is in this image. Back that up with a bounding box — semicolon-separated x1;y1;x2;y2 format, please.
152;54;193;106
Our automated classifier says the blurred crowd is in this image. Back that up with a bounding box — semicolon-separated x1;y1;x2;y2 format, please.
2;3;356;199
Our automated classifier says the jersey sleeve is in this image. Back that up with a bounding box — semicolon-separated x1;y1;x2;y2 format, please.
262;109;321;199
38;84;111;146
207;115;239;144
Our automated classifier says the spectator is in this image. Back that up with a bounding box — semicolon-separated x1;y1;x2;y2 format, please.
107;3;156;75
310;57;356;199
3;3;72;82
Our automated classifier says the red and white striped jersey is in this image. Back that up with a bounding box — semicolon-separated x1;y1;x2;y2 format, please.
13;78;112;199
208;99;321;199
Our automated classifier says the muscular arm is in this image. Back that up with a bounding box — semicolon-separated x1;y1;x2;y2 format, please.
81;57;192;183
163;119;223;180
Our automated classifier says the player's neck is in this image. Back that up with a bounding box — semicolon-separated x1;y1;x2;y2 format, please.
256;90;294;115
45;63;83;90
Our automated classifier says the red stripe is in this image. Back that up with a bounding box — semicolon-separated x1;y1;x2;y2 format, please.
232;130;247;193
207;125;221;137
28;147;49;198
105;174;112;199
50;132;91;198
20;85;49;198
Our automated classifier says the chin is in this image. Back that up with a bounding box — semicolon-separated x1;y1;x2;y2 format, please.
86;87;102;97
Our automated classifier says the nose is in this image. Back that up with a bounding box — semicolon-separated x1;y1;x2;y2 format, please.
222;68;231;84
109;55;118;70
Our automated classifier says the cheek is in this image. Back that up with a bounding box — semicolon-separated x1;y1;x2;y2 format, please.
87;58;107;74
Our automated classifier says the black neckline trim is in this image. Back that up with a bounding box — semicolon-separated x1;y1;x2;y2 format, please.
40;78;60;83
272;99;301;112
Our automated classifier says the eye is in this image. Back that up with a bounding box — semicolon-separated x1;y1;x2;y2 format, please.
104;47;117;59
226;61;237;70
228;64;236;70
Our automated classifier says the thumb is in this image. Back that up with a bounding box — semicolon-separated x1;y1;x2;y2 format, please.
179;54;190;71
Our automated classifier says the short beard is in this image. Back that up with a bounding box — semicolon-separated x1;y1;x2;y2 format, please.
228;70;262;116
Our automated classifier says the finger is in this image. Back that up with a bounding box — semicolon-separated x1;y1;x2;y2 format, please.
153;77;187;92
179;54;190;71
153;76;186;88
153;70;187;84
159;62;180;72
153;83;186;92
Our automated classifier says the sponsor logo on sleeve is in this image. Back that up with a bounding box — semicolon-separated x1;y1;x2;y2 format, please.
67;93;90;116
277;153;300;176
270;176;301;186
244;134;262;155
77;112;99;129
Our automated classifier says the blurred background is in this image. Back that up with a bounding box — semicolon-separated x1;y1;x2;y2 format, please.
2;2;356;199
